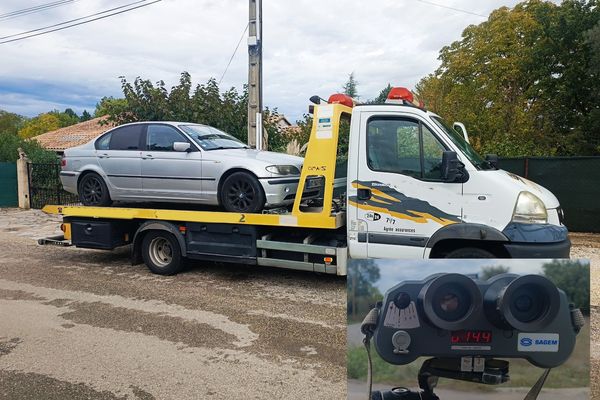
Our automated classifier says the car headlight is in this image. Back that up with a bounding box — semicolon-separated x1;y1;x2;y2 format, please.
265;165;300;175
512;191;548;224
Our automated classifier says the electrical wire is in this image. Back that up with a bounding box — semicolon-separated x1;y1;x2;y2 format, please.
413;0;487;18
218;22;249;85
0;0;151;40
0;0;162;44
0;0;80;22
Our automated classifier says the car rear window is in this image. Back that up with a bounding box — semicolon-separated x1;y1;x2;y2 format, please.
109;125;144;150
95;133;111;150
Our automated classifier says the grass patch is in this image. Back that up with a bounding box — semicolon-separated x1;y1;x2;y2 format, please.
348;318;589;391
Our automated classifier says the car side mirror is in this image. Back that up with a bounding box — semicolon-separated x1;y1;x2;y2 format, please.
485;154;499;169
173;142;192;152
441;151;462;182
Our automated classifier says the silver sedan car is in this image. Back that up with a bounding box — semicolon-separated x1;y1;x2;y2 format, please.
60;121;322;213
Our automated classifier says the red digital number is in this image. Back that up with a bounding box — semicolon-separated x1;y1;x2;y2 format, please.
482;332;491;343
472;331;481;342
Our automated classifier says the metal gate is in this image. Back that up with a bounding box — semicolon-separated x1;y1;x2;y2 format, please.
0;162;18;207
27;163;79;209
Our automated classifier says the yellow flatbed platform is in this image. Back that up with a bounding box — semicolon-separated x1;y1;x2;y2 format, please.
42;205;346;230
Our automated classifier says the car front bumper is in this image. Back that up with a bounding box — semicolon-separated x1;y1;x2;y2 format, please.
502;222;570;258
260;176;322;207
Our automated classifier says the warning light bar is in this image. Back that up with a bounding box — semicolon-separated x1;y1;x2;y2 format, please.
386;87;425;108
327;93;356;108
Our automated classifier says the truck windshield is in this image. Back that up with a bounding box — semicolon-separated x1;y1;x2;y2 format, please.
430;116;494;170
180;125;248;150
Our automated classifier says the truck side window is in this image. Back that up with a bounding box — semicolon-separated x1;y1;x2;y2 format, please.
367;118;422;179
367;117;447;181
422;125;446;179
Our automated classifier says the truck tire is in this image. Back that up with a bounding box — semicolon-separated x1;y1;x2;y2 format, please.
78;172;112;206
220;171;265;213
141;231;183;275
445;247;496;258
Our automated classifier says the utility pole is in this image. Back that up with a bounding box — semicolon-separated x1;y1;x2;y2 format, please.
247;0;263;149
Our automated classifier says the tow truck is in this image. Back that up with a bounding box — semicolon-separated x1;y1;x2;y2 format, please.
41;87;571;275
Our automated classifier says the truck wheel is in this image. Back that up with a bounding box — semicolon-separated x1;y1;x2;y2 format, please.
78;172;112;206
220;172;265;213
445;247;496;258
141;231;183;275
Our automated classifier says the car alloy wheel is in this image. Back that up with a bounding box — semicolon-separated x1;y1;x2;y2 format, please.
81;176;104;205
226;178;257;212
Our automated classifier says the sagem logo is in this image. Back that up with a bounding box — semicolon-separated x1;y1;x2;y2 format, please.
518;333;560;352
520;338;532;347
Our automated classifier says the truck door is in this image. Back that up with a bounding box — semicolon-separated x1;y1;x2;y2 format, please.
350;112;463;258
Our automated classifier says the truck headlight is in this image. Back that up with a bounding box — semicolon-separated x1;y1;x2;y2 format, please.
266;165;300;175
512;191;548;224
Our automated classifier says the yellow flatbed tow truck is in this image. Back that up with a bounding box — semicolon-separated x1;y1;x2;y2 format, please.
41;102;351;276
41;88;571;275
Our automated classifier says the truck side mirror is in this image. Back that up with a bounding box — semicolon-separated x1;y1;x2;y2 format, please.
441;151;461;182
485;154;499;169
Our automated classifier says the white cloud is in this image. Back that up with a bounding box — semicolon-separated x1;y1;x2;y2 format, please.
0;0;560;121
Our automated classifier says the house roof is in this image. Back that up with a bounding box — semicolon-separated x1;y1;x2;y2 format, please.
33;116;113;151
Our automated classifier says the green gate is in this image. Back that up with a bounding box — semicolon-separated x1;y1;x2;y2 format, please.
0;162;18;207
500;157;600;233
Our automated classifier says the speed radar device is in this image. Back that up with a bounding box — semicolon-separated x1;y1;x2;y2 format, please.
361;273;585;400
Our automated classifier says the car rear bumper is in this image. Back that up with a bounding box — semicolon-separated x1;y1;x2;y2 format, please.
59;171;80;194
502;222;570;258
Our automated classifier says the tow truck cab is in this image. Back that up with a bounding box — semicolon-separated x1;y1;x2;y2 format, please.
343;87;569;259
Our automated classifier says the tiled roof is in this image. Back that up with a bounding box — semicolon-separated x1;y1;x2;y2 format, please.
32;116;113;151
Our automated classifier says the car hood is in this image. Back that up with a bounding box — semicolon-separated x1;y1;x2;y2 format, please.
211;148;304;167
495;169;560;209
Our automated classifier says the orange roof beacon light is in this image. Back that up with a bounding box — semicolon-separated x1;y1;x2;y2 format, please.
327;93;356;108
386;87;425;108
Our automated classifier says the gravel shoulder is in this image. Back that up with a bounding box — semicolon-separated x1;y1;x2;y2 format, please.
0;208;347;400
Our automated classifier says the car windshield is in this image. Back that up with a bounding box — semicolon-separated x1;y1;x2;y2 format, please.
179;125;248;150
430;116;494;170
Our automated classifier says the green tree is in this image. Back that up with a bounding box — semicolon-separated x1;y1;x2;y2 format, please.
94;97;128;118
542;259;590;314
0;110;25;136
18;113;61;139
347;259;382;320
342;72;359;98
415;0;600;157
371;83;393;104
80;110;92;122
103;72;256;145
480;265;510;280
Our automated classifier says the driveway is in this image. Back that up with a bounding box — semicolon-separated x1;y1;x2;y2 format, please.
0;209;347;400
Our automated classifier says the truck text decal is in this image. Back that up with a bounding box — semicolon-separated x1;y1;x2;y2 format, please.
348;180;460;226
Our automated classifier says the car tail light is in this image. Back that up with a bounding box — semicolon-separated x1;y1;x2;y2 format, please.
60;158;66;168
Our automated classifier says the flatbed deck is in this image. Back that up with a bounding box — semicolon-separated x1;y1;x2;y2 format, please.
42;205;345;229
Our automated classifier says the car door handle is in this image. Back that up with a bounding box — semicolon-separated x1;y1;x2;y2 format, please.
98;153;109;159
357;188;372;201
142;154;153;159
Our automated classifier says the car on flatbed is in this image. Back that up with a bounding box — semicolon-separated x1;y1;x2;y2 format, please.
60;121;323;213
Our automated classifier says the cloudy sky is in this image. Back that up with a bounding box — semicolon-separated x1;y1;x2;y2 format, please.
0;0;558;122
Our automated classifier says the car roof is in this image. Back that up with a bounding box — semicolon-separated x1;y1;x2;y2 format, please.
116;121;208;127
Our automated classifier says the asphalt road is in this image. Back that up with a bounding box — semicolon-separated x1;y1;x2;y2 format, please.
0;209;347;400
